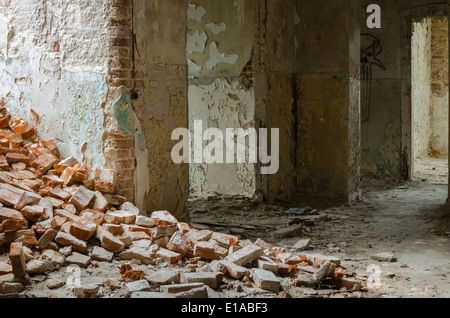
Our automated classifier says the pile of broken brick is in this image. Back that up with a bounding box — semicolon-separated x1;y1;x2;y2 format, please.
0;111;364;298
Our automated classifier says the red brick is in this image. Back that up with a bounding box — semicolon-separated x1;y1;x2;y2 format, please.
9;118;34;139
0;155;9;171
37;229;57;250
54;157;78;174
1;218;28;232
152;211;178;227
68;186;95;212
0;207;26;222
156;248;182;264
91;191;109;212
21;205;45;222
212;232;239;248
55;231;88;254
43;175;64;188
9;242;26;277
27;143;51;157
194;241;215;260
5;153;30;165
22;235;38;249
167;231;192;256
80;209;105;226
60;167;86;186
103;224;124;236
31;153;59;174
104;211;136;225
99;230;125;253
49;188;71;201
70;219;98;241
95;169;117;194
42;140;60;158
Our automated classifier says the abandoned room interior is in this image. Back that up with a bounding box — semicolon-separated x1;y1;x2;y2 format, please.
0;0;449;299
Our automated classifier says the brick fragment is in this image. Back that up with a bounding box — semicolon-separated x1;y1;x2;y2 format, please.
119;247;155;265
151;224;178;240
31;153;59;174
55;231;88;254
80;209;105;225
225;244;263;267
37;229;57;250
1;218;28;232
14;191;42;210
9;242;26;277
0;207;26;222
66;252;91;268
135;215;155;228
220;260;249;280
5;153;30;165
156;248;182;264
104;211;136;225
151;211;178;226
160;283;204;294
251;269;281;292
167;231;191;256
60;167;87;186
99;230;125;253
194;241;215;260
91;191;109;212
68;186;95;212
186;229;213;242
21;205;44;222
180;272;223;289
42;140;60;158
146;270;180;286
69;219;97;241
212;232;239;247
54;157;78;174
9;118;34;139
95;169;117;194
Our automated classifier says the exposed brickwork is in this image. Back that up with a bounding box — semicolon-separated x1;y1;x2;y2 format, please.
104;133;136;203
240;52;255;84
105;0;139;204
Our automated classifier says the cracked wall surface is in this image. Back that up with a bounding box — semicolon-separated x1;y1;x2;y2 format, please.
0;0;110;168
187;0;256;198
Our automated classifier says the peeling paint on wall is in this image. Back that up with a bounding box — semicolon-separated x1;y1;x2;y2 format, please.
189;78;255;197
205;42;239;70
187;3;207;22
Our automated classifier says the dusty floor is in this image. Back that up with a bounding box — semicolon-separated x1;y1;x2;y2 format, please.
414;156;448;184
2;178;450;298
190;178;450;298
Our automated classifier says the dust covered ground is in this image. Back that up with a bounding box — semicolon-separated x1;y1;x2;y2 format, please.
190;178;450;298
1;178;449;299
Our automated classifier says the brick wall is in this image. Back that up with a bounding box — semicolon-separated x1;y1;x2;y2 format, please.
105;0;137;203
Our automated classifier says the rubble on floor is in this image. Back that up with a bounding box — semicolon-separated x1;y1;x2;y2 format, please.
0;112;367;298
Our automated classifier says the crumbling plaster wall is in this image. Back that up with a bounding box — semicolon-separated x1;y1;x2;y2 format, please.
360;0;448;178
133;0;190;221
412;18;433;160
0;0;110;168
430;17;449;155
187;0;256;198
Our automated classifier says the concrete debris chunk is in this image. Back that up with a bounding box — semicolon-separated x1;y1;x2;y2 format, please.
371;252;397;263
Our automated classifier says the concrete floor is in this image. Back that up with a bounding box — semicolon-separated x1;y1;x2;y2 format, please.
414;156;448;184
190;178;450;298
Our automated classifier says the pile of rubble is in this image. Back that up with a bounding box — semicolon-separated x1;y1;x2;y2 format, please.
0;112;364;298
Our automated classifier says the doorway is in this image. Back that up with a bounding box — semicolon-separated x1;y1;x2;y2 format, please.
411;17;449;184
